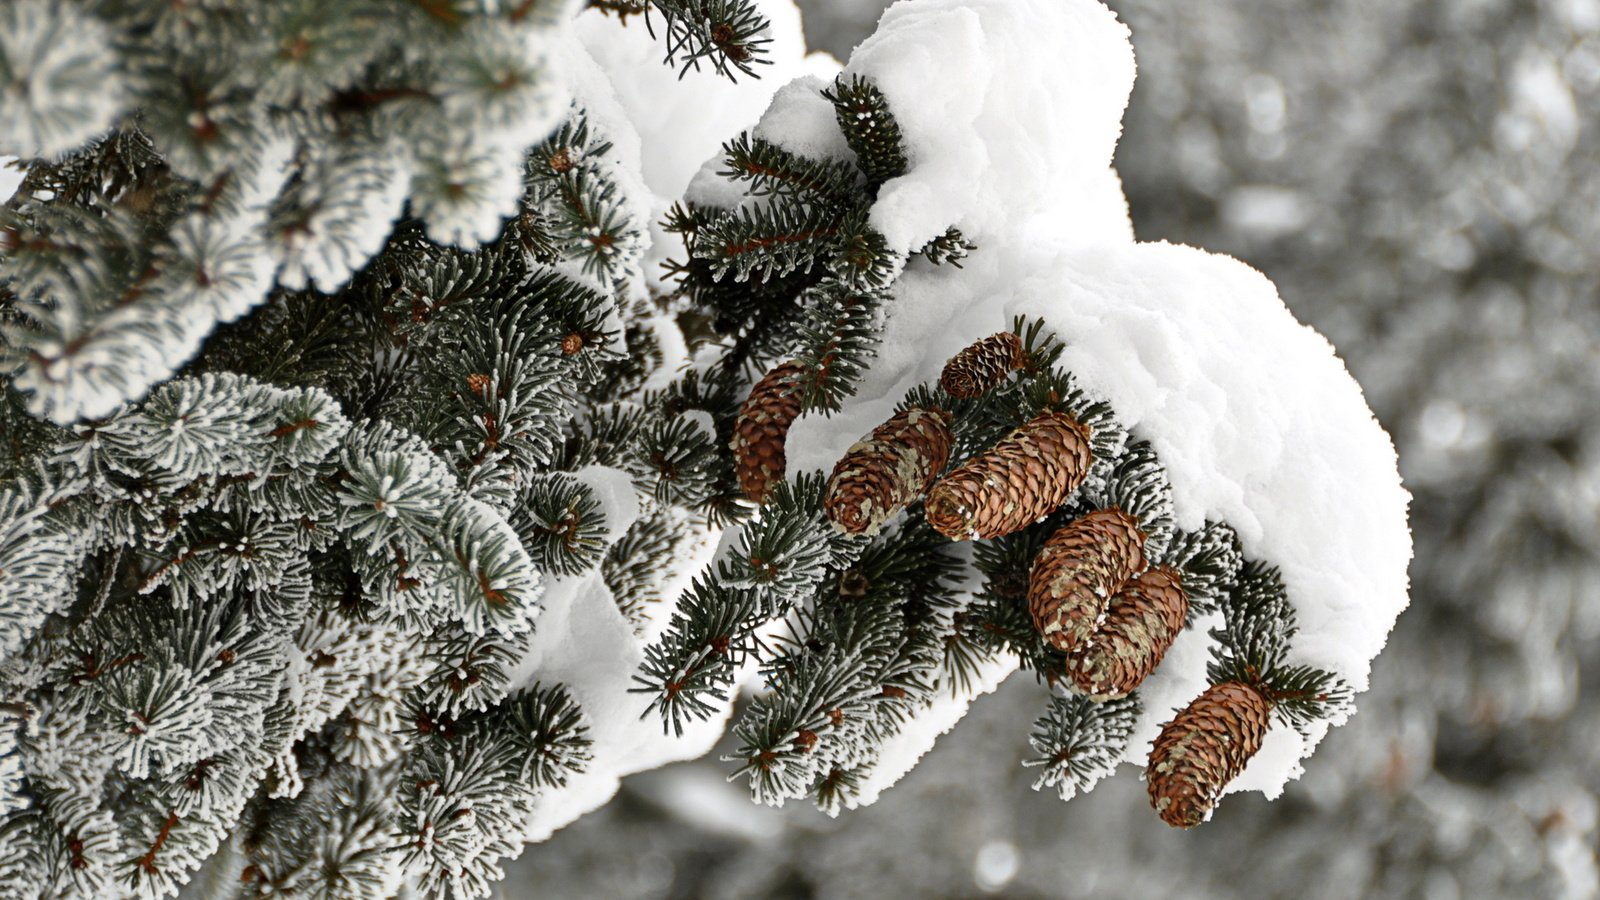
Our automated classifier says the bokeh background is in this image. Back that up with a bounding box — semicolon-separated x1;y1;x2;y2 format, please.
504;1;1600;896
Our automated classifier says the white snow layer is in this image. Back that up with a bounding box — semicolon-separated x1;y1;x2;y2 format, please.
574;1;840;278
527;0;1409;838
0;158;20;203
512;6;825;841
772;0;1408;802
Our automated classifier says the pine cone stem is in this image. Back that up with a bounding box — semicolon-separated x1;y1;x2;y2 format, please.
1147;681;1274;828
925;411;1093;540
824;407;954;535
1066;565;1188;698
1028;508;1146;653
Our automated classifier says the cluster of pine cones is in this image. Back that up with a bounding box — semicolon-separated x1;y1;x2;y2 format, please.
731;329;1281;828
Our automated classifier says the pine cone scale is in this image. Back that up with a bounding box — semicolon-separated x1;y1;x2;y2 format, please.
940;331;1025;398
732;361;805;504
825;407;954;535
1147;681;1273;828
1067;565;1188;698
925;410;1092;540
1028;508;1145;653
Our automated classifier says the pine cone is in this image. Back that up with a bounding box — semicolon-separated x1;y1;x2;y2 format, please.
924;411;1092;540
824;407;954;535
1066;565;1188;698
1147;681;1273;828
940;331;1025;398
731;361;805;504
1027;508;1145;653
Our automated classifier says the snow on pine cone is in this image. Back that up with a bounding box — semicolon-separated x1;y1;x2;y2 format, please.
1027;507;1146;653
732;360;805;504
1147;680;1273;828
939;331;1026;398
1066;565;1188;699
824;407;954;535
924;410;1092;540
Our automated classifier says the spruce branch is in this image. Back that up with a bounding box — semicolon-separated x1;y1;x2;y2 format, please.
633;575;766;736
1024;691;1140;801
917;227;975;267
644;0;774;81
720;133;863;209
822;75;908;188
1207;561;1353;732
1096;440;1177;559
787;283;883;414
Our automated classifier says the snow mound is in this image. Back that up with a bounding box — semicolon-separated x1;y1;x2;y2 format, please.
849;0;1136;253
769;0;1410;802
515;3;824;842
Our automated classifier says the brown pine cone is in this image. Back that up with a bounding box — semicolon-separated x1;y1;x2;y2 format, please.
824;407;954;536
731;361;805;504
940;331;1026;398
1147;681;1273;828
924;411;1092;540
1066;565;1188;699
1027;508;1145;653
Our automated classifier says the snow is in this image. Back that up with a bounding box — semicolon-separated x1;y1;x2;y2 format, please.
0;157;20;202
575;1;839;281
502;14;847;838
847;0;1137;254
0;1;126;159
727;0;1408;803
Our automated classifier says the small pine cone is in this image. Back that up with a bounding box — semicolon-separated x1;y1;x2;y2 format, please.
732;361;805;504
940;332;1026;398
1147;681;1273;828
1027;508;1145;653
824;407;954;536
1066;566;1188;699
925;411;1092;540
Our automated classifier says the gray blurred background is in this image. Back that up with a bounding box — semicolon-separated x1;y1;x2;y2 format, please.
504;1;1600;896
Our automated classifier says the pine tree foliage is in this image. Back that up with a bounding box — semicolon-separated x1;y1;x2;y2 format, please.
1206;562;1353;732
0;72;710;892
634;66;1351;816
0;0;1394;889
0;0;586;425
643;0;775;80
1023;691;1139;801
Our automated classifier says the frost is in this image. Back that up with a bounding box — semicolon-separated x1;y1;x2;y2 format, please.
746;0;1410;803
575;1;837;275
0;1;126;159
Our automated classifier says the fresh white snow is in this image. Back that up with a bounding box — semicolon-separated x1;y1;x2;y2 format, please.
691;0;1411;804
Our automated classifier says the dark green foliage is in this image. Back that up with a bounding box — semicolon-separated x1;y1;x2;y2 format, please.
525;110;645;280
724;473;839;604
787;283;884;414
510;474;610;577
1098;440;1176;557
399;683;591;895
917;226;975;267
645;0;775;80
0;97;667;898
602;509;684;624
663;73;938;398
1165;520;1244;620
724;518;964;810
960;511;1080;677
1024;692;1141;800
822;76;908;189
720;133;863;208
1207;562;1352;731
634;575;767;735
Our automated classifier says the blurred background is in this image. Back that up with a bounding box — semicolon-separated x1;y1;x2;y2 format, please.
504;1;1600;896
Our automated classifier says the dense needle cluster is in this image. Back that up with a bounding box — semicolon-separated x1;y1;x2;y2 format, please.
0;2;1378;895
